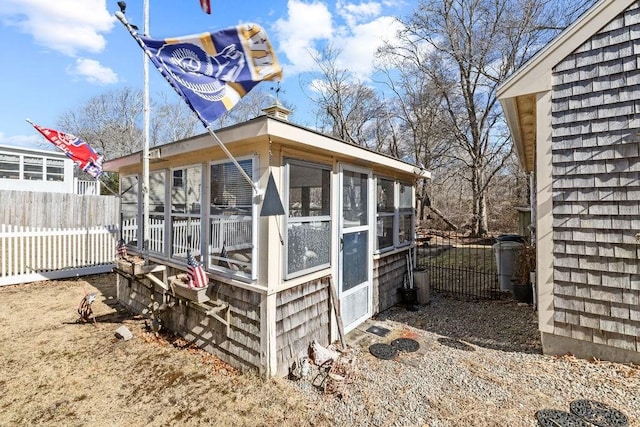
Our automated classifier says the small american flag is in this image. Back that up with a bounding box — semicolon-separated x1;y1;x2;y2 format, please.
116;239;127;258
187;251;208;289
200;0;211;14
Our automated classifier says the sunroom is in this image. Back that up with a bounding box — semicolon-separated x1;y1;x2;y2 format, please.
105;107;430;376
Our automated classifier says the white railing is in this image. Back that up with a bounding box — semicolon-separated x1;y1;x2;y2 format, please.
0;224;118;286
119;216;252;265
74;179;100;195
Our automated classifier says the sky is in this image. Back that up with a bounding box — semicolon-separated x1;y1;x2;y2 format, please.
0;0;411;151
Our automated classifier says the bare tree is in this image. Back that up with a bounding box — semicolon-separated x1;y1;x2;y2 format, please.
58;87;144;161
150;93;202;147
383;0;592;236
304;46;387;149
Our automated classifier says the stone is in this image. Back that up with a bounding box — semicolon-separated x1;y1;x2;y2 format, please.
115;325;133;341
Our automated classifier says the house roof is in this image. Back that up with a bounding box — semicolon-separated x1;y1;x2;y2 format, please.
497;0;635;172
104;114;431;179
0;144;68;159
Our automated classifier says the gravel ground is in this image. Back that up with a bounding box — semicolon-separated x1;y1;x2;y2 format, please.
1;276;638;426
292;295;640;427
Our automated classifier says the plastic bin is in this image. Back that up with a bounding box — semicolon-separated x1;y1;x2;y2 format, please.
493;240;524;292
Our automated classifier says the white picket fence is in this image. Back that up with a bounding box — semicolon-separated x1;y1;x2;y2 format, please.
0;224;118;286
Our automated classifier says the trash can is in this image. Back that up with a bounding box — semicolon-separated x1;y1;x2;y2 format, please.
493;238;524;292
413;268;430;304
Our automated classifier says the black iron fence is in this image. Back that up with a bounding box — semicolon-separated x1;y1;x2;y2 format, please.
415;230;517;300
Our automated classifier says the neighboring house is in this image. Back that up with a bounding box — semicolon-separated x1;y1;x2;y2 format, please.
0;144;99;195
104;105;430;376
498;0;640;363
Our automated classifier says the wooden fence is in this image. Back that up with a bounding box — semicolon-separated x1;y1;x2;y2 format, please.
0;224;118;286
0;190;119;228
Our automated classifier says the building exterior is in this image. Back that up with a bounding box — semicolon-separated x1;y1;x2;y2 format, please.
0;144;100;195
0;145;74;193
104;108;430;376
498;0;640;363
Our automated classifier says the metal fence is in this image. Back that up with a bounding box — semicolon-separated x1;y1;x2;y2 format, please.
415;230;503;300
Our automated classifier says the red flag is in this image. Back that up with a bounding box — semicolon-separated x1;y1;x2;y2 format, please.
200;0;211;14
27;120;103;178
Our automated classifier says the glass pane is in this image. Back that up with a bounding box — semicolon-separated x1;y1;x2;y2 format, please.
24;158;43;180
46;159;64;181
288;163;330;217
120;175;139;245
210;159;252;215
171;217;201;258
376;216;394;250
343;171;367;227
172;165;201;213
399;183;412;209
209;215;253;275
399;213;413;245
209;159;254;275
149;171;166;216
377;178;394;213
287;221;330;275
342;231;368;291
0;154;20;179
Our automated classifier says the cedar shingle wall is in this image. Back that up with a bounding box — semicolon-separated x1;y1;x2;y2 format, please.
275;278;330;372
117;275;262;372
373;251;406;313
551;1;640;353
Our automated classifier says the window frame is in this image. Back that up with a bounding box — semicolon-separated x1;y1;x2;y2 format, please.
207;156;257;281
375;176;415;253
284;158;332;280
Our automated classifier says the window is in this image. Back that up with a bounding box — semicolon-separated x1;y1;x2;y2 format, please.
172;169;184;188
46;159;65;181
285;160;331;278
148;171;166;254
375;178;414;251
209;159;254;277
24;156;43;180
376;178;395;251
398;183;414;246
171;165;202;259
0;154;19;179
120;175;139;247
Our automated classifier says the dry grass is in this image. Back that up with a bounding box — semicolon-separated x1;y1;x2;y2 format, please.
0;274;329;427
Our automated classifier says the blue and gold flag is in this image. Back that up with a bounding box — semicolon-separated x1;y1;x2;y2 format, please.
136;24;282;126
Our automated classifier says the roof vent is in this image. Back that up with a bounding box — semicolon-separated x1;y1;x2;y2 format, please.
262;102;291;121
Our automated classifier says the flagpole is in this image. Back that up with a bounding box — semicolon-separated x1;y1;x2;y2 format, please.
142;0;151;259
205;126;261;196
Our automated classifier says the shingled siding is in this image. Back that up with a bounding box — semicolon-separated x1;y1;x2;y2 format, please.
373;251;407;313
117;274;262;372
551;2;640;354
275;278;330;375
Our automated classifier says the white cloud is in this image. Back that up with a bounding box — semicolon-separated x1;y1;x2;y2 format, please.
0;131;48;150
337;1;381;27
66;58;118;85
335;15;403;77
0;0;115;56
273;0;404;80
273;0;334;74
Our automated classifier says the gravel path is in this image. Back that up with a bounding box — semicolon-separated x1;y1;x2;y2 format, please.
292;295;640;426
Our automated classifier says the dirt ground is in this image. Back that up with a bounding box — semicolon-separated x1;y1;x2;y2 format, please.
0;274;329;427
1;274;638;427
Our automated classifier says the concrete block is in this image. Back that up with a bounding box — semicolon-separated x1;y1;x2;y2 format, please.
115;325;133;341
606;332;637;351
